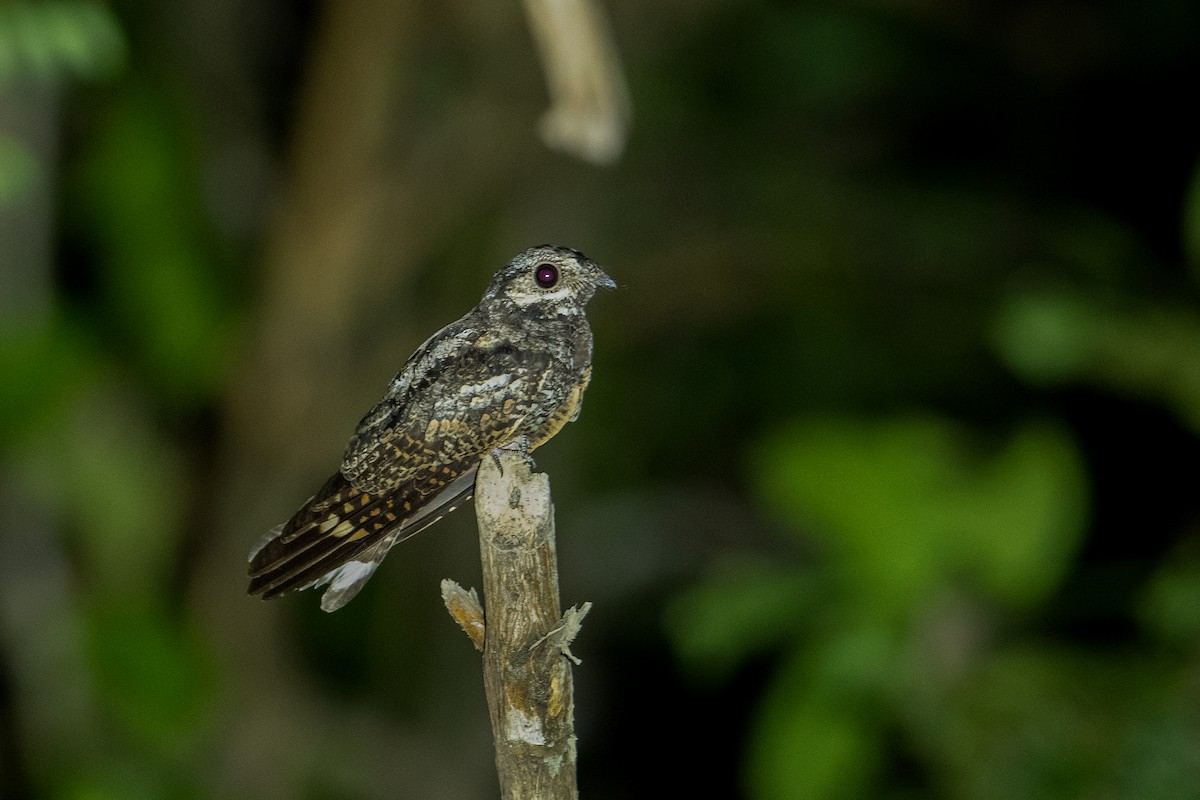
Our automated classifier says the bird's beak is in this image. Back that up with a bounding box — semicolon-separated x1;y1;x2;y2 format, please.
595;269;617;291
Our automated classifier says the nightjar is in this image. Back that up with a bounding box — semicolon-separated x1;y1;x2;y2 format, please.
248;245;614;611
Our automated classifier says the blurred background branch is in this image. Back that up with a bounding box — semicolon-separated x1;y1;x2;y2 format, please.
522;0;631;165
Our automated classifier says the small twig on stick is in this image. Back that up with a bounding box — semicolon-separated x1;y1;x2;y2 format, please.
441;580;485;652
443;451;589;799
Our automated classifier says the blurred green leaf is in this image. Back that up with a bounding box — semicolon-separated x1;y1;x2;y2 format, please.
53;763;164;800
666;558;821;684
956;422;1088;605
750;416;1087;613
70;82;234;403
746;641;885;800
0;135;41;206
920;647;1200;800
22;382;189;593
0;1;125;83
993;291;1200;432
1139;537;1200;647
85;602;215;754
989;292;1099;382
0;311;96;446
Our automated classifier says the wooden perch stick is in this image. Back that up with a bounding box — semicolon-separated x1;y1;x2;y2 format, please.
443;451;590;799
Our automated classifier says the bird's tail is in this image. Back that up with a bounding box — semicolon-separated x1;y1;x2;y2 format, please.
247;465;478;610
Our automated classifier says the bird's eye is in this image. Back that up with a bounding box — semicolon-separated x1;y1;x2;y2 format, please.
534;263;559;288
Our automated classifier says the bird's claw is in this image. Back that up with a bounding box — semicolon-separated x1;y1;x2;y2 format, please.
491;436;535;476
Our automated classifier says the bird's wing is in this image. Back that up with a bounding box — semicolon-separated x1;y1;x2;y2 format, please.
247;332;551;609
341;327;553;490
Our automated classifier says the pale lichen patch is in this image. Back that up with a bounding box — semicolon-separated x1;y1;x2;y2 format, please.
505;707;546;746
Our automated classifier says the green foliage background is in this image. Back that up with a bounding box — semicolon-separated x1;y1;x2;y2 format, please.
3;1;1200;798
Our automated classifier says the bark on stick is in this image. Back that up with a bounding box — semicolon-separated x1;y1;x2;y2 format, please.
443;451;589;799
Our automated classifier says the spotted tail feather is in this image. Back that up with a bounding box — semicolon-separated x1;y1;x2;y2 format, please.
247;465;478;609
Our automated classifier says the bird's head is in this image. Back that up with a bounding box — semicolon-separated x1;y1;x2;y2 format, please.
482;245;616;314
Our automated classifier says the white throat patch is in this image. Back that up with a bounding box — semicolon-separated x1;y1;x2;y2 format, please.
510;286;573;305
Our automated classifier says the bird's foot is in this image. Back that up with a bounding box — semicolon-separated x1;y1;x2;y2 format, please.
491;436;535;475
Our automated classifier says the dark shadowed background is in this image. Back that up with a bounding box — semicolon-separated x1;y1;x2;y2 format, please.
3;1;1200;798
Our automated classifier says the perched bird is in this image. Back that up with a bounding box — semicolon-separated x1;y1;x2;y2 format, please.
248;245;614;612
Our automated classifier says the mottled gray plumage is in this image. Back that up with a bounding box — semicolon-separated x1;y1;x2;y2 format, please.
248;245;614;611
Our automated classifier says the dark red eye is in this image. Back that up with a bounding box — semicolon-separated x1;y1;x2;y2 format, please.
535;263;559;287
